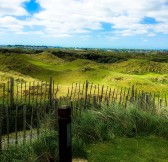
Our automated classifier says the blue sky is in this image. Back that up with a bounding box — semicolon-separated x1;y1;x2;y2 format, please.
23;0;42;14
0;0;168;49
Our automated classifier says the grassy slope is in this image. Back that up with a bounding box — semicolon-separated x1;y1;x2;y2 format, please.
72;104;168;161
87;136;168;162
0;52;168;94
109;59;168;74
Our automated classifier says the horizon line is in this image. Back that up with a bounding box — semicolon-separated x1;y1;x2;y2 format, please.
0;44;168;51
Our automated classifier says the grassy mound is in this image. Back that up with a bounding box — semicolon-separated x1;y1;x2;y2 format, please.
0;54;59;80
25;52;64;65
109;59;168;75
0;52;168;94
0;54;42;75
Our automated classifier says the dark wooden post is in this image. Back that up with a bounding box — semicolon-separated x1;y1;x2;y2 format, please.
23;105;27;145
53;99;59;130
49;77;53;107
130;85;134;103
10;77;14;109
6;105;9;148
58;106;72;162
15;106;18;145
93;95;97;109
0;106;2;150
84;80;89;109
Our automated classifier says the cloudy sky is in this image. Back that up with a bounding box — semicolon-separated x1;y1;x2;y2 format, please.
0;0;168;49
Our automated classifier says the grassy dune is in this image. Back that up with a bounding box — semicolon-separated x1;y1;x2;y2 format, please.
0;51;168;94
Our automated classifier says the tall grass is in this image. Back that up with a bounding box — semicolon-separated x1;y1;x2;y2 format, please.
0;103;167;161
72;103;168;145
0;131;58;162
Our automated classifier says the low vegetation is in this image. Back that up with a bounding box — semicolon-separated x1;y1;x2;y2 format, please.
87;136;168;162
0;48;168;161
0;48;168;94
0;103;168;161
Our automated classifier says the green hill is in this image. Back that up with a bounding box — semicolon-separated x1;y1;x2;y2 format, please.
109;59;168;74
0;50;168;94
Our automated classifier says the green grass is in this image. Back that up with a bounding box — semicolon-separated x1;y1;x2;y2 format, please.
1;135;167;162
0;52;168;94
0;49;168;161
0;103;168;161
72;104;168;143
87;136;168;162
0;131;59;162
72;104;168;161
108;59;168;75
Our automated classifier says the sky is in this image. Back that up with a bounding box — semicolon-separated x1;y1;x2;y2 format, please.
0;0;168;49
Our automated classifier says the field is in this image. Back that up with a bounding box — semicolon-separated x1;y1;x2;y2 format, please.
0;48;168;95
0;48;168;161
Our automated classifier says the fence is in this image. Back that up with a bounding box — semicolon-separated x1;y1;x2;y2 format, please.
0;77;59;106
0;77;168;109
0;77;168;149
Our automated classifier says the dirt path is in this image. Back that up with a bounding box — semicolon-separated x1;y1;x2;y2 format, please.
73;159;88;162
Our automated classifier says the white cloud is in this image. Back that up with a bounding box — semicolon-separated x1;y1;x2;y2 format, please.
0;16;24;33
0;0;29;17
1;0;168;38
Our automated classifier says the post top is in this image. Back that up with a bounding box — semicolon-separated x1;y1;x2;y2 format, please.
58;105;71;118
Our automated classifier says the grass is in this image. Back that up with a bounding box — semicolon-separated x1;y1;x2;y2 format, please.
87;136;168;162
0;131;59;162
1;135;167;162
108;59;168;75
0;52;168;94
72;104;168;161
0;49;168;161
72;104;168;143
0;103;168;161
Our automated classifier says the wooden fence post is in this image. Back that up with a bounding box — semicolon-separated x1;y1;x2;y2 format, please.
160;98;162;109
0;106;2;150
119;88;122;105
53;99;59;130
84;80;89;109
2;83;5;106
70;83;74;100
30;104;34;143
15;106;18;145
10;77;14;109
125;96;129;108
36;106;40;139
5;105;9;148
165;94;167;108
130;85;134;103
58;106;72;162
100;85;104;104
49;77;53;107
23;105;27;145
93;95;97;109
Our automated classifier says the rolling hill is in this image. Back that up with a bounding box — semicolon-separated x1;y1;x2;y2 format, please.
0;50;168;94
